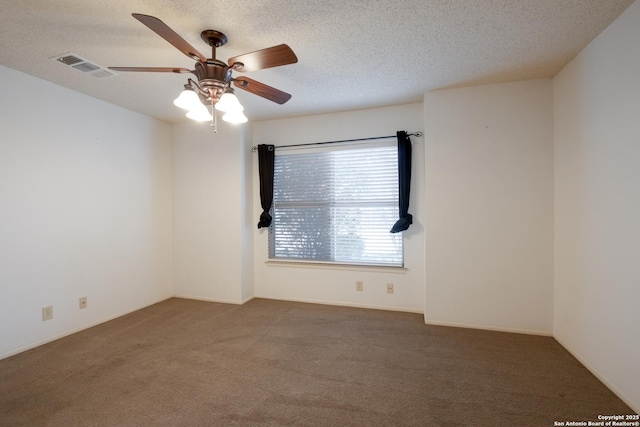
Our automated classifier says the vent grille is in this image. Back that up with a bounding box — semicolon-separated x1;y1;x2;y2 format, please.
57;55;84;66
72;62;100;73
50;52;117;79
90;69;117;79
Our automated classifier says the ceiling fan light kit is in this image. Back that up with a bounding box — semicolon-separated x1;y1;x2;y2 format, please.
186;104;214;122
215;88;244;113
222;110;248;124
109;13;297;129
173;84;202;111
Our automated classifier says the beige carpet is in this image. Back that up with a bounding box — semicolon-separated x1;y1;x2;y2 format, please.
0;298;633;426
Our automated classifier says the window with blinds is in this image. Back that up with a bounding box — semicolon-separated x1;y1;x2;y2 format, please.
269;143;403;266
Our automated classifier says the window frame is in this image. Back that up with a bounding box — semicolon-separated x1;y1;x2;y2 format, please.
267;141;404;268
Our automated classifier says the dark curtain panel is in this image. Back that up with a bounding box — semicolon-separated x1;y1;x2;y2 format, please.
390;131;413;233
257;144;275;229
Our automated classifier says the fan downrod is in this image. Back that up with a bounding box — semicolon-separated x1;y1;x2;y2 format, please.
201;30;228;47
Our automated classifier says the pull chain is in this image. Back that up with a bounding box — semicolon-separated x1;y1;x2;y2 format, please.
209;101;217;133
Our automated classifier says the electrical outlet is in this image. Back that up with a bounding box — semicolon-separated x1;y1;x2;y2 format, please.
387;283;394;294
79;297;87;309
42;306;53;321
356;281;364;291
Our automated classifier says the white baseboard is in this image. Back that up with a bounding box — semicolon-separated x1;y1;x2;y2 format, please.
423;318;553;337
241;295;255;305
172;294;248;306
253;294;424;314
0;295;173;361
554;334;639;414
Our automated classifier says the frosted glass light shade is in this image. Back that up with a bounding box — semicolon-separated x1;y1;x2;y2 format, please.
222;110;248;124
173;89;202;111
186;104;213;122
215;92;243;113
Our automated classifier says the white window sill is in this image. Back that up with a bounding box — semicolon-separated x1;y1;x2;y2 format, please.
265;260;407;274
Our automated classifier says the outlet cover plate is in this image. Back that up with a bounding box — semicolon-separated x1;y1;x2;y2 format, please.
42;306;53;321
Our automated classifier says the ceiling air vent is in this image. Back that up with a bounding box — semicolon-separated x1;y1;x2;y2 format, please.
50;52;117;79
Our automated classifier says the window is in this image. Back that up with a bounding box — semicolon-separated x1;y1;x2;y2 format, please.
269;143;403;266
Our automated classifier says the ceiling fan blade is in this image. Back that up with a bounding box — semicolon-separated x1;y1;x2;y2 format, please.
228;44;297;72
109;67;192;73
233;77;292;104
132;13;206;62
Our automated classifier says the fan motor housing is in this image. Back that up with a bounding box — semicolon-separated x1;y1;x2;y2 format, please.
194;60;231;102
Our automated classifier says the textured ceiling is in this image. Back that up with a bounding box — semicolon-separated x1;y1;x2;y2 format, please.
0;0;634;123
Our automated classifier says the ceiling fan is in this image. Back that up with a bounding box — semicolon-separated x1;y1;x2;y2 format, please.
109;13;298;123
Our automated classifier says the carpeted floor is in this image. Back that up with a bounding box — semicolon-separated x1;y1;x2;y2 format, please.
0;298;633;426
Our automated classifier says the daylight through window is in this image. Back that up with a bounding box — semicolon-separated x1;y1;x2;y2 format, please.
269;143;403;266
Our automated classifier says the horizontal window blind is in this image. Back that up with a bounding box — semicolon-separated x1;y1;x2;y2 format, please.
269;144;403;266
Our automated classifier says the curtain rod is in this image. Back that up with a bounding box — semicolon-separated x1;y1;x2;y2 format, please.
250;131;422;152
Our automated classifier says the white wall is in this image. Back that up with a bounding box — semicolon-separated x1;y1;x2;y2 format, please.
553;0;640;412
172;121;253;304
0;66;173;359
423;79;555;335
252;103;425;313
